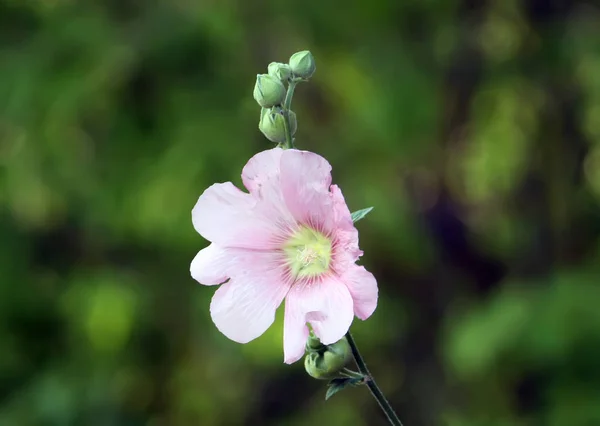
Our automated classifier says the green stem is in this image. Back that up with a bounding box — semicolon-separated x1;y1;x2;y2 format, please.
281;80;298;149
345;331;404;426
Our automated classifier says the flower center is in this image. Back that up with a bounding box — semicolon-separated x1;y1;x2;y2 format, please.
283;227;332;279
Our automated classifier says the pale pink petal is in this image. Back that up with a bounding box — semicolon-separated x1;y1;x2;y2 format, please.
330;184;353;228
209;252;292;344
190;244;230;285
283;276;354;363
330;184;363;269
333;228;363;274
241;148;284;194
279;150;334;232
282;300;310;364
242;149;296;230
341;265;378;320
192;182;280;249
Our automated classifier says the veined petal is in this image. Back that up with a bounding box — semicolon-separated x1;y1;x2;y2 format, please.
341;265;378;320
330;184;363;271
330;184;353;228
192;182;280;249
190;244;230;285
282;303;310;364
209;252;292;344
333;228;363;274
242;148;284;194
242;148;296;230
280;150;334;232
283;276;354;364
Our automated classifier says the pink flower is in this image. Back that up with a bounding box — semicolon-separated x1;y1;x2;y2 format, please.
191;148;378;364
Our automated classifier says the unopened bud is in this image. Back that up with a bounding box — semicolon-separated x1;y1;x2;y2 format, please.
268;62;292;82
304;336;352;380
289;50;316;79
253;74;285;107
258;107;297;143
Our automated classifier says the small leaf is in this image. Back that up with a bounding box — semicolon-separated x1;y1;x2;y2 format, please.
351;207;374;223
325;377;364;400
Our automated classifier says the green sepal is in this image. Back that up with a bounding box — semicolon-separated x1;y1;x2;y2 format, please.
350;207;374;223
268;62;292;82
325;376;365;400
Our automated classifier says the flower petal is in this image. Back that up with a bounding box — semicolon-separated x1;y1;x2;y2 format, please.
282;300;310;364
341;265;378;320
330;184;363;269
330;184;353;228
241;148;284;194
279;150;334;232
190;244;230;285
192;182;279;249
241;148;297;231
283;276;354;363
209;252;291;344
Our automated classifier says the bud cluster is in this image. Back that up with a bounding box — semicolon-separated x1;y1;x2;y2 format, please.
252;51;316;145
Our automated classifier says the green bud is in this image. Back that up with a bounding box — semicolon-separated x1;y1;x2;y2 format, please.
289;50;316;79
258;107;297;143
268;62;292;82
253;74;286;107
304;336;352;380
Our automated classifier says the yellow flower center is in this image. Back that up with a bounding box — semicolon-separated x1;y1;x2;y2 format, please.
283;227;332;278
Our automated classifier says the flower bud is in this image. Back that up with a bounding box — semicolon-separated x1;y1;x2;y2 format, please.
304;336;352;380
253;74;286;107
289;50;316;79
259;107;285;143
258;107;297;143
268;62;292;82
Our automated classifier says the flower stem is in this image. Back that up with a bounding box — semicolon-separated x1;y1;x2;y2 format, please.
282;79;298;149
345;331;404;426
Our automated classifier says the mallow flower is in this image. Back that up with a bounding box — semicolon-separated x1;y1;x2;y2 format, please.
191;148;378;363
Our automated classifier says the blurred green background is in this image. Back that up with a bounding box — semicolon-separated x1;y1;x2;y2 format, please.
2;0;600;425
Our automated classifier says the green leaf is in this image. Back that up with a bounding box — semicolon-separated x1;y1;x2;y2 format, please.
350;207;374;223
325;377;364;400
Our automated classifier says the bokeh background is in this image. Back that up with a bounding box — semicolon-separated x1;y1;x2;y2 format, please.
2;0;600;425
